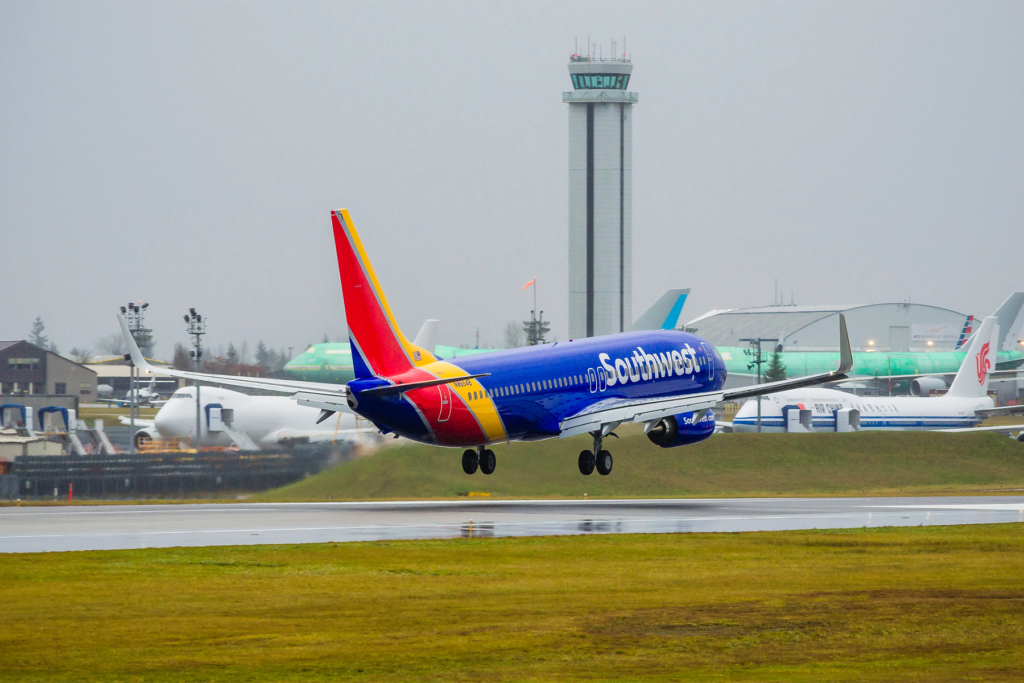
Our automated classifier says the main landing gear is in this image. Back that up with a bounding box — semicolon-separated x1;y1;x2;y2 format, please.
579;432;613;476
462;446;496;475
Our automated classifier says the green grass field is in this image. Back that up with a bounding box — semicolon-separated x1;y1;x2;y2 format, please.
4;525;1024;681
262;429;1024;501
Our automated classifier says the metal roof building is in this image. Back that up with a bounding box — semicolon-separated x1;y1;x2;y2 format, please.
685;303;969;353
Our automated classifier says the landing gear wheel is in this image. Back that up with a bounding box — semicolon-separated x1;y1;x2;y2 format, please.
578;450;595;475
462;449;479;475
595;450;613;476
479;449;496;475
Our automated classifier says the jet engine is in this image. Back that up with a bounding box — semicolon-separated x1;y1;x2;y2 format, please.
910;376;948;397
133;428;157;450
646;410;715;448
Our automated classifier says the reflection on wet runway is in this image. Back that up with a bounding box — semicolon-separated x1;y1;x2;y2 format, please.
2;496;1022;553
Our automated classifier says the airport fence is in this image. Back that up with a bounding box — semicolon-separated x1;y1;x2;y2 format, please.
7;444;344;499
0;475;18;498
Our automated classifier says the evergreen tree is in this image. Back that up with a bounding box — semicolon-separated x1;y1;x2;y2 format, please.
322;333;330;344
763;349;787;382
255;340;271;369
29;316;49;349
226;342;238;365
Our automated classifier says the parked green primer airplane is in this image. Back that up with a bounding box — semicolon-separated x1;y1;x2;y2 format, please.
717;347;1024;379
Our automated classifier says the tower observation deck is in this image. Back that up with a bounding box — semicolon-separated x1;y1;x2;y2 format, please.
565;54;638;339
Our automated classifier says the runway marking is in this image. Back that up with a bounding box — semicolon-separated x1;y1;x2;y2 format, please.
0;496;997;518
866;504;1024;511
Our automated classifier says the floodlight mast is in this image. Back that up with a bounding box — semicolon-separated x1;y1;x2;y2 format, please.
123;301;151;452
739;337;778;433
185;309;206;448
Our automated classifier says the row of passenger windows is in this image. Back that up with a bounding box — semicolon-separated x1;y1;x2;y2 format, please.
467;375;586;402
570;73;630;90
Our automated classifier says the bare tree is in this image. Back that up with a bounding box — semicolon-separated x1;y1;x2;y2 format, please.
503;320;525;349
172;343;192;371
96;333;127;356
69;347;93;363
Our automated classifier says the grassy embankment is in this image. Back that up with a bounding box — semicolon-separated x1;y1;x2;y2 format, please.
4;524;1024;681
262;429;1024;501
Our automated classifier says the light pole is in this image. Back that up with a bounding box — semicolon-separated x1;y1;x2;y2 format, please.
121;302;150;453
184;308;206;449
522;278;550;346
739;336;778;433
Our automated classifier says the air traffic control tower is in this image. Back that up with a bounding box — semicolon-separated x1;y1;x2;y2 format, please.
565;53;637;339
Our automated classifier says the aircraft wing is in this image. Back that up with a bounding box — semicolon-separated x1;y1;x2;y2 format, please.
975;404;1024;418
98;398;134;408
118;416;156;428
559;315;852;438
845;369;1023;383
117;315;353;412
938;424;1024;438
559;389;727;438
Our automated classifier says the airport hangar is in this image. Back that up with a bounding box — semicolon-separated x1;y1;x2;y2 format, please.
0;341;97;416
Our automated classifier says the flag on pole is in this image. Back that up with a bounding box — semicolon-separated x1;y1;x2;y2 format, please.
521;278;536;291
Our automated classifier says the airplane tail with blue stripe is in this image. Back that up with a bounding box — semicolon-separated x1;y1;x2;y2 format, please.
632;288;690;331
331;209;436;379
955;315;974;350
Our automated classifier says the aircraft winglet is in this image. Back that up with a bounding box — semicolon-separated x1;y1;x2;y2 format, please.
838;313;853;374
118;314;154;373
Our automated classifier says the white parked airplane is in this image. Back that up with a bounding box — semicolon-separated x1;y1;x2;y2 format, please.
732;316;1024;436
100;376;166;407
123;385;375;450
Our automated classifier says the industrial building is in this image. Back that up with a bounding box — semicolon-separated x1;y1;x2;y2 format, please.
566;52;637;339
84;361;179;398
0;341;96;413
685;303;970;353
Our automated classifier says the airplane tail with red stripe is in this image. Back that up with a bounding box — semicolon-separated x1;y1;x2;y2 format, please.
947;316;998;398
331;209;436;378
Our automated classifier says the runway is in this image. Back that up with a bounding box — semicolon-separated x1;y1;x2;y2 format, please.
2;495;1023;553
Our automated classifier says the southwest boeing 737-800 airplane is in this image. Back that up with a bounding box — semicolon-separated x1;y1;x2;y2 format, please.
118;209;852;476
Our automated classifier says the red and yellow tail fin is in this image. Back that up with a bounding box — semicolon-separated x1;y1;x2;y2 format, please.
332;209;436;378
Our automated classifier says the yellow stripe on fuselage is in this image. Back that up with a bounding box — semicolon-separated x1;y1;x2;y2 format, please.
424;360;507;443
338;208;436;369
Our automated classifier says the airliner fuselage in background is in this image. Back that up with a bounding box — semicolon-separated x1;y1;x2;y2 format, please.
126;385;373;450
118;209;852;477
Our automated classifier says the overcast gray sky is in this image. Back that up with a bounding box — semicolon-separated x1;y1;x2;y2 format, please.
2;1;1022;358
